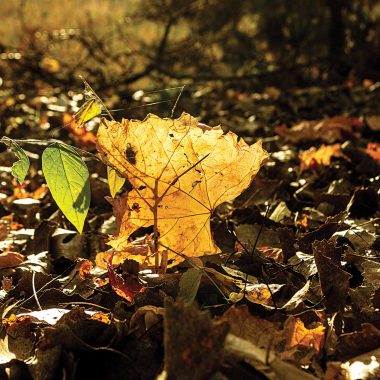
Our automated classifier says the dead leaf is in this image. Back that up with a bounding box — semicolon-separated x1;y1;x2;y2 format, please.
245;283;284;307
336;324;380;361
0;251;25;268
275;116;359;143
366;143;380;162
256;246;285;263
366;115;380;131
97;113;268;266
0;315;37;365
313;240;351;313
63;112;97;148
130;305;164;333
164;299;229;380
224;305;282;349
281;316;325;364
299;144;347;171
107;252;144;302
78;259;94;280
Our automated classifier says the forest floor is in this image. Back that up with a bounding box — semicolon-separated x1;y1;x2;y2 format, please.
0;76;379;379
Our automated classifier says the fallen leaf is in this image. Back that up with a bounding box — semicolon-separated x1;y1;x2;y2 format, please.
366;115;380;131
281;316;325;364
164;299;229;380
299;144;347;171
245;283;284;307
366;143;380;162
177;267;203;302
313;240;351;313
107;252;144;302
78;259;94;280
224;305;282;349
275;116;359;143
0;251;25;268
256;246;285;263
97;113;268;266
336;324;380;361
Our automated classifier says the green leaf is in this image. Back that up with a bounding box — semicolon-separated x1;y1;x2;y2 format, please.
177;268;202;302
74;99;102;127
42;143;90;233
107;166;126;198
2;137;30;184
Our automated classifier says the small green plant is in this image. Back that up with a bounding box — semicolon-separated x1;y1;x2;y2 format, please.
0;78;109;233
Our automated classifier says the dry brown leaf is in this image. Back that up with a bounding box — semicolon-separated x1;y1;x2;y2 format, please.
0;251;25;269
313;240;352;313
225;306;325;366
275;116;358;143
366;115;380;131
224;305;283;349
97;113;268;266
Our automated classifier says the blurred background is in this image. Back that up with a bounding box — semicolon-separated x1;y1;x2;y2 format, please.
1;0;380;137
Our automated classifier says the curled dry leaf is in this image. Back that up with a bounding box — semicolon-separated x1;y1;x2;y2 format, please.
97;113;268;266
107;252;144;302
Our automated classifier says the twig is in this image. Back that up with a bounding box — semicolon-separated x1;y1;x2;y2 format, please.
32;271;43;311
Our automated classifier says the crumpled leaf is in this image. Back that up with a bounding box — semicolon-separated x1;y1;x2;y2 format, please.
107;252;144;302
97;113;268;266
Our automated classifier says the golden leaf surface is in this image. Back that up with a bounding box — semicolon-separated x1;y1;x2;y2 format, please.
96;113;268;266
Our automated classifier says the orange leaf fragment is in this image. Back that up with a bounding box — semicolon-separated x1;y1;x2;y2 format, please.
107;253;144;302
299;144;346;171
366;143;380;162
2;314;36;337
256;246;284;263
97;113;268;266
78;259;94;280
283;316;325;353
89;312;112;324
63;112;97;148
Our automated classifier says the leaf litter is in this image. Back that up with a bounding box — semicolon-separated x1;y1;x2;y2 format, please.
0;84;380;380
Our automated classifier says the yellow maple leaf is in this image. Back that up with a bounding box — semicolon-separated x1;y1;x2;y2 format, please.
96;113;268;267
